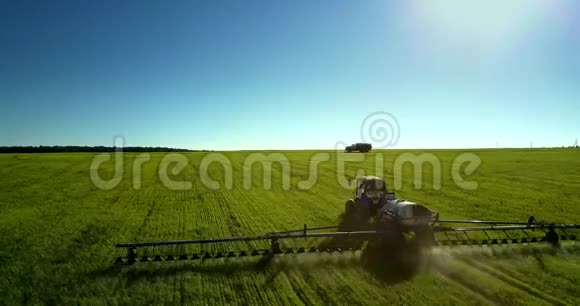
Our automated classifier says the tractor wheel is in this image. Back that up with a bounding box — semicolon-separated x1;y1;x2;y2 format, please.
357;206;370;225
345;199;355;216
344;199;362;230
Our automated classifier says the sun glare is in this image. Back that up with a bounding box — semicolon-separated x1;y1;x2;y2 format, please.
408;0;546;51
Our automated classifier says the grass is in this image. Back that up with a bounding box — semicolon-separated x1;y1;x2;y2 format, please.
0;149;579;304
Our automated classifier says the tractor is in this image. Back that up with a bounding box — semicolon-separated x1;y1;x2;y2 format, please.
344;176;438;245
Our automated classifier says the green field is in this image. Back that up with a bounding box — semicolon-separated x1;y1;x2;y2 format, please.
1;149;579;305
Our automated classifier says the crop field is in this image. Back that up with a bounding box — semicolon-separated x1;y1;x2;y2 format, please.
0;149;579;305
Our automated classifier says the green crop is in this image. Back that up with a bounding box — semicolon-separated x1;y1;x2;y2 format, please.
0;149;578;304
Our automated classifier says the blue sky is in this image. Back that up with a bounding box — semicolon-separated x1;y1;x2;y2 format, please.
1;0;578;149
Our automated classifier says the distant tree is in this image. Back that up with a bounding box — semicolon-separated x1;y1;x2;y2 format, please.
0;146;205;153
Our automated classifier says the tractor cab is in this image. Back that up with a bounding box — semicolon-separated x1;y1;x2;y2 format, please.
356;176;387;199
354;176;393;216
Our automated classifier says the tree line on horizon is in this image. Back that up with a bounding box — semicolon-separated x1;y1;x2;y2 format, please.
0;146;208;153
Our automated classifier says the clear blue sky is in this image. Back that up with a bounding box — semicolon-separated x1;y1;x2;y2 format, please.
1;0;578;149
